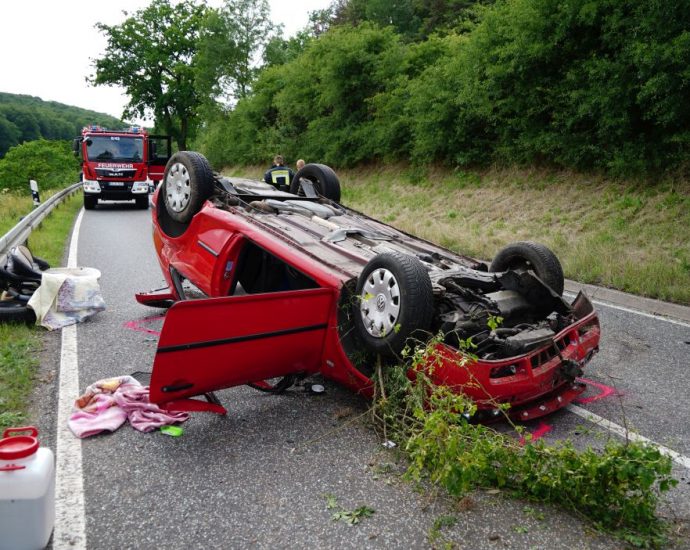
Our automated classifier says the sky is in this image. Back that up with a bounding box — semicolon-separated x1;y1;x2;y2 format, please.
0;0;331;124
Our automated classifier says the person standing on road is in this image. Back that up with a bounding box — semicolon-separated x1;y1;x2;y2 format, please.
296;159;305;171
264;155;294;191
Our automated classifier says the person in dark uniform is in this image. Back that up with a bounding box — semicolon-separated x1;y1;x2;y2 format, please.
263;155;294;191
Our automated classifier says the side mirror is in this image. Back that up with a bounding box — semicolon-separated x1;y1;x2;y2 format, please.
72;138;81;157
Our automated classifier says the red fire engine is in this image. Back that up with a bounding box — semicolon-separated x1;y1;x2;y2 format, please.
73;126;171;210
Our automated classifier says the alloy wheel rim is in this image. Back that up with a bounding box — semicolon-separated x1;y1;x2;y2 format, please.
166;163;190;212
359;267;401;338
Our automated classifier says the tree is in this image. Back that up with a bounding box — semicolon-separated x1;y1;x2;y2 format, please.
90;0;207;150
0;140;78;192
195;0;275;109
0;115;21;158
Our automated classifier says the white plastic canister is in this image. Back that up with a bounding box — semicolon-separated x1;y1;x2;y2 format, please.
0;426;55;550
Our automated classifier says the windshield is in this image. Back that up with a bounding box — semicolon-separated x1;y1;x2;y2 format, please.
85;136;143;162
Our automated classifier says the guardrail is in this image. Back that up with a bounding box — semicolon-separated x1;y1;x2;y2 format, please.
0;182;82;256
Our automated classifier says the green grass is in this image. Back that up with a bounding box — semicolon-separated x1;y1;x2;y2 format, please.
0;188;71;236
0;324;40;429
0;190;82;431
26;192;83;265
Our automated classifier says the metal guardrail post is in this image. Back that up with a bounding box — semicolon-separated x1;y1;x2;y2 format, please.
0;182;82;256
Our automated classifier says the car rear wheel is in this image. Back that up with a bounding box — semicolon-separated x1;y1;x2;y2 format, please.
489;241;565;296
290;164;341;203
162;152;215;223
354;251;434;357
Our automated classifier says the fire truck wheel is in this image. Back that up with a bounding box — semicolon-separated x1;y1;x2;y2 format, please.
489;241;565;296
354;251;434;357
162;152;215;223
83;195;97;210
289;164;341;202
135;196;149;209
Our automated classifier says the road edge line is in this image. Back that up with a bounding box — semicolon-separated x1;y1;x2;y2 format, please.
567;404;690;470
53;207;86;550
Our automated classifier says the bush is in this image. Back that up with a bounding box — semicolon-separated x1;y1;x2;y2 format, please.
405;0;690;174
0;139;78;192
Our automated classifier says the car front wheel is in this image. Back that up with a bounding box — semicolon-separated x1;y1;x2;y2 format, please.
353;251;434;357
489;241;565;296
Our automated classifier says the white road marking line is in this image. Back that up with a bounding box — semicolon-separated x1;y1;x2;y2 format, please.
564;291;690;328
567;404;690;470
54;207;86;550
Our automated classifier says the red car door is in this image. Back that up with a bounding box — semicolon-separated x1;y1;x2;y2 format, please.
149;287;335;405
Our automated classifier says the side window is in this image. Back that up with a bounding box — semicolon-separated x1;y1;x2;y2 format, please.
148;136;172;164
231;241;318;295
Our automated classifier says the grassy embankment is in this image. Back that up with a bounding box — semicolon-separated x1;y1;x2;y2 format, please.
235;164;690;305
0;190;82;429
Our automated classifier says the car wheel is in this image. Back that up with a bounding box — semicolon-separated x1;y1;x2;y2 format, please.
354;251;434;357
290;164;341;203
162;151;215;223
489;241;565;296
0;299;36;323
83;195;96;210
135;195;149;209
247;375;296;394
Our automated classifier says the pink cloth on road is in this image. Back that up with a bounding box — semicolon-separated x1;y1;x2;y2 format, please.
114;385;189;433
68;376;189;438
68;393;128;438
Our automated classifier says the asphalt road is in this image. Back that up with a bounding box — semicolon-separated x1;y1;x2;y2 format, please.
33;201;690;549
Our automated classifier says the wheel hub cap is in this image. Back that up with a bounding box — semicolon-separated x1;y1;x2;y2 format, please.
359;268;401;338
166;163;190;212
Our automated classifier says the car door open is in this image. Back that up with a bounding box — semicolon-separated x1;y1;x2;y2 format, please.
149;287;335;409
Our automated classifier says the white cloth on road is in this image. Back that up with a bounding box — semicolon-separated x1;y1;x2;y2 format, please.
27;267;106;330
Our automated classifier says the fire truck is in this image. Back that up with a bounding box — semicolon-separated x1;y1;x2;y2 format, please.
73;126;171;210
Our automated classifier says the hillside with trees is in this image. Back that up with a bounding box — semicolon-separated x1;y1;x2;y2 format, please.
191;0;690;176
0;92;122;158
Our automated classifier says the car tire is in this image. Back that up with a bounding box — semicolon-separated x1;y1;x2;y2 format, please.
489;241;565;296
83;195;96;210
0;300;36;323
290;164;341;203
162;151;215;223
135;195;149;209
354;251;434;357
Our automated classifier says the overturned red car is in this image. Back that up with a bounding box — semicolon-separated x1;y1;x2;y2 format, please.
137;152;600;421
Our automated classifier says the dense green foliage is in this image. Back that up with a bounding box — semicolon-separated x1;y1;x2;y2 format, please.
0;92;122;158
91;0;208;150
372;343;677;547
0;140;79;192
91;0;275;150
196;0;690;175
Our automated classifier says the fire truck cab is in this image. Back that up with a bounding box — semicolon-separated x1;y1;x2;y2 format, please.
74;126;171;210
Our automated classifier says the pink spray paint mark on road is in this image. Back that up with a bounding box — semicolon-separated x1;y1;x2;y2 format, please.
574;377;622;405
520;422;552;445
123;315;165;337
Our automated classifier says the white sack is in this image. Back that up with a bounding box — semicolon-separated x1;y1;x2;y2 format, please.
28;267;106;330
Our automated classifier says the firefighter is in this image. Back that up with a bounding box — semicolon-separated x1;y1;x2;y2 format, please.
263;155;294;191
